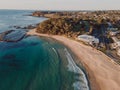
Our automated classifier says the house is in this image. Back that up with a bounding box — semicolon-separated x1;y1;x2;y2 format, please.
110;42;120;49
109;30;120;36
117;47;120;56
110;37;120;49
111;37;119;42
110;37;120;56
77;35;99;45
107;27;119;36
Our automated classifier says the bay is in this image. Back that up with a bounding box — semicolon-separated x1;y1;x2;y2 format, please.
0;10;90;90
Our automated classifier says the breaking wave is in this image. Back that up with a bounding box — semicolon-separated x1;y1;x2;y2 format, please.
64;48;90;90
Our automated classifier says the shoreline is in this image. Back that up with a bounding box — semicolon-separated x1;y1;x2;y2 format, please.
27;29;120;90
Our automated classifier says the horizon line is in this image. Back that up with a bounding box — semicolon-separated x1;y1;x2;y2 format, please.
0;8;120;11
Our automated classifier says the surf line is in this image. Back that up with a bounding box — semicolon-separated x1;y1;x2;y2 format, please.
64;48;90;90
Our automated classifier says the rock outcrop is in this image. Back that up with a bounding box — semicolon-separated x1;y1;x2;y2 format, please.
0;30;26;42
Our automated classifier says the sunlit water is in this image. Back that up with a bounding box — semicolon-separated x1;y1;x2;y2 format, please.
0;9;46;32
0;10;90;90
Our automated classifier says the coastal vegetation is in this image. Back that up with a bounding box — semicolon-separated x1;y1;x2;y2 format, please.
36;18;88;38
32;10;120;22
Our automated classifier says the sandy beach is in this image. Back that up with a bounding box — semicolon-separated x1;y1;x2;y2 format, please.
27;29;120;90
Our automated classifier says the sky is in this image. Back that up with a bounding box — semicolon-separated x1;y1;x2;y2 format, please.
0;0;120;10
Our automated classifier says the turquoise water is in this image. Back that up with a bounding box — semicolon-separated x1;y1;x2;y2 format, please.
0;10;90;90
0;36;89;90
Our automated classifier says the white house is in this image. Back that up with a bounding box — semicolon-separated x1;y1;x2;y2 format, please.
109;30;120;36
77;35;99;45
117;47;120;56
110;37;120;57
111;37;120;49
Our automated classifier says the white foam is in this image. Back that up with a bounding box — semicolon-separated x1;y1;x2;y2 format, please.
52;48;57;55
64;48;90;90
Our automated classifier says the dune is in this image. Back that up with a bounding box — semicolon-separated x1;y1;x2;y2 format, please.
27;29;120;90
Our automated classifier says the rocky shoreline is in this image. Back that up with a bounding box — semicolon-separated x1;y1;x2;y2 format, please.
0;30;26;42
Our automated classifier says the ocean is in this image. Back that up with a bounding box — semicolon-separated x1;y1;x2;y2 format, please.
0;9;46;32
0;10;90;90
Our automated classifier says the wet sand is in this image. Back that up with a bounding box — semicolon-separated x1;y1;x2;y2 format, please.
27;29;120;90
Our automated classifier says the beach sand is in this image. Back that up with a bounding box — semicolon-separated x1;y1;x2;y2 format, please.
27;29;120;90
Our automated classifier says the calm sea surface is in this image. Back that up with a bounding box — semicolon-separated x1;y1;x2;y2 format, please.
0;10;90;90
0;9;46;32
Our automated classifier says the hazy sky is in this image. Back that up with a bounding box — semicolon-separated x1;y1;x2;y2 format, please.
0;0;120;10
